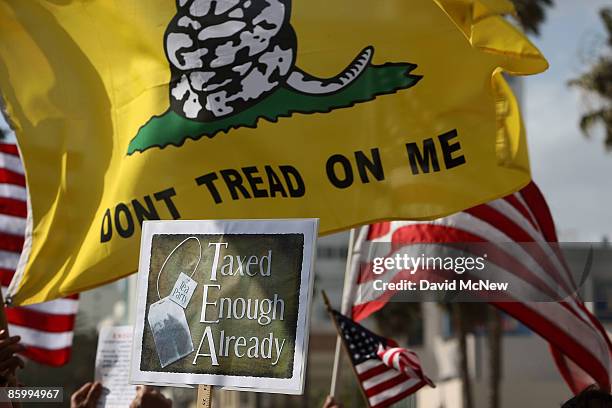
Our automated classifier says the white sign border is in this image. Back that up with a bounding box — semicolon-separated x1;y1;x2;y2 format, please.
129;219;319;395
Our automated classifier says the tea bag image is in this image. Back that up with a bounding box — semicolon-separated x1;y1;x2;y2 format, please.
148;297;194;368
148;236;202;368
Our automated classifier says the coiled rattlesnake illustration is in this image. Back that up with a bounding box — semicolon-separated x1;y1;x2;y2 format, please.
165;0;374;121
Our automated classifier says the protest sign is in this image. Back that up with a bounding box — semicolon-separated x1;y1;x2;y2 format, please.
95;326;138;407
130;219;318;394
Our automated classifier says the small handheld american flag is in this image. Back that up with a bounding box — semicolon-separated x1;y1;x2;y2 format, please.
323;292;433;408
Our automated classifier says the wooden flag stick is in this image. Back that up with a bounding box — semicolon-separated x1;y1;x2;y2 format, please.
329;335;343;397
196;385;213;408
321;290;333;312
329;228;356;397
322;291;371;408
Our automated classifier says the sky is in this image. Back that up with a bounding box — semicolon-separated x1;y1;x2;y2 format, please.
523;0;612;241
1;1;611;241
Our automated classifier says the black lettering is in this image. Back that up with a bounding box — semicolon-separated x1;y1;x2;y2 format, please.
220;169;251;200
101;208;112;243
154;188;181;219
355;148;385;183
195;172;223;204
405;138;440;174
265;165;287;198
438;129;466;169
114;203;134;238
326;154;353;189
242;166;268;198
279;165;305;197
132;196;160;226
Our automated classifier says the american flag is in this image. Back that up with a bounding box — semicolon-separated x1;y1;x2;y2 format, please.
346;182;612;394
330;308;433;408
0;140;78;366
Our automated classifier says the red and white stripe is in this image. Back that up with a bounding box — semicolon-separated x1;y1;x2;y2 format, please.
377;344;435;388
355;359;427;408
348;182;612;394
0;141;78;366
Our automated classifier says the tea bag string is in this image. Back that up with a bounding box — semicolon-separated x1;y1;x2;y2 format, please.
156;236;202;300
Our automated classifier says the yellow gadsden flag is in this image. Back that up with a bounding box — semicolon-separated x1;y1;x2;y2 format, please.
0;0;547;304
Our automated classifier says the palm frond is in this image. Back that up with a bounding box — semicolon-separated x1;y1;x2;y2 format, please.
568;59;612;97
510;0;554;35
601;8;612;47
578;109;606;136
569;8;612;150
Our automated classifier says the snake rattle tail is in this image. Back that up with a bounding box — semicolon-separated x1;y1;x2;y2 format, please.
286;46;374;95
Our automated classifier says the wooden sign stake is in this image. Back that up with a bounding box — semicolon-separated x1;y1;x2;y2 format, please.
196;385;213;408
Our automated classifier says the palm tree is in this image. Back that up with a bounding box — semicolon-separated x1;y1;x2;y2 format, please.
510;0;554;35
568;8;612;150
451;303;494;408
487;306;503;408
452;303;475;408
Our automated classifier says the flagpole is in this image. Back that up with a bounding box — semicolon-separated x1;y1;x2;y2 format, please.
329;228;356;397
329;333;343;397
322;291;371;408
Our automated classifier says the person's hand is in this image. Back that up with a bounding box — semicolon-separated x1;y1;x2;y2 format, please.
322;395;343;408
129;386;172;408
0;330;25;386
70;382;103;408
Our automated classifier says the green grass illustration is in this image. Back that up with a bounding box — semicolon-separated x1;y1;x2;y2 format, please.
128;63;421;155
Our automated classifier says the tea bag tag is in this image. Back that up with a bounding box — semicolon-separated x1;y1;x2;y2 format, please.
169;272;198;308
147;297;194;368
149;236;201;368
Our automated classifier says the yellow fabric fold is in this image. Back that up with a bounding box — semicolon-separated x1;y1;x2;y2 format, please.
435;0;549;73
